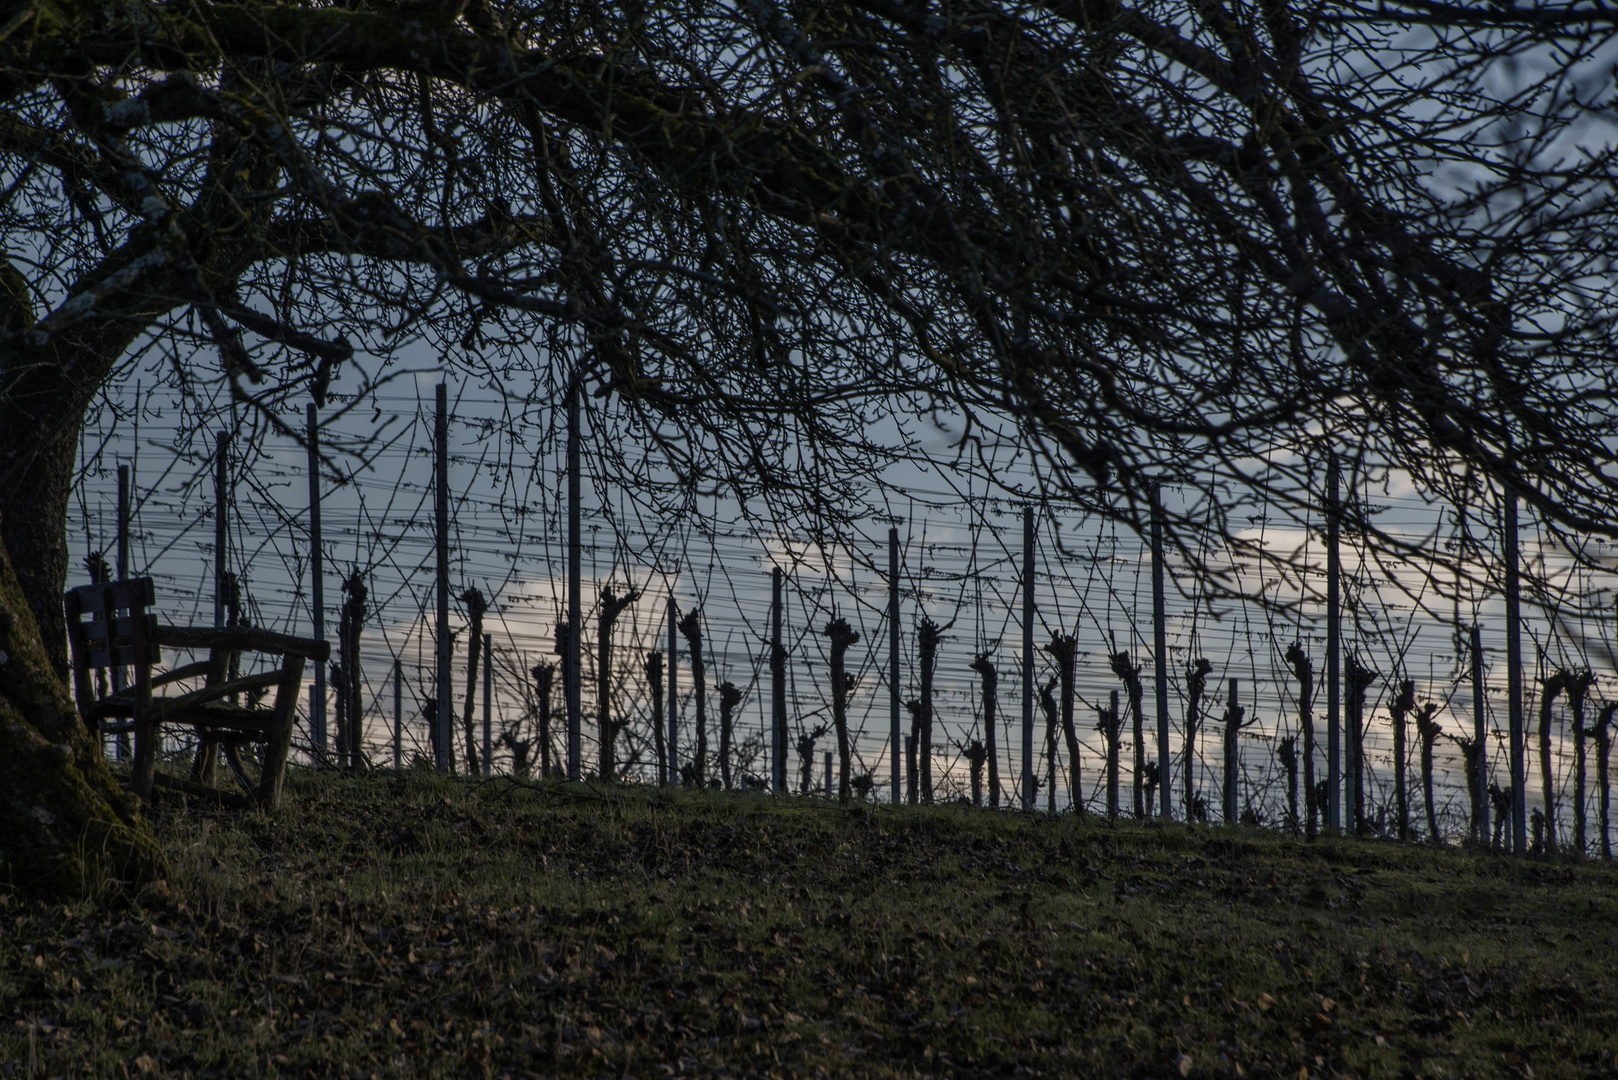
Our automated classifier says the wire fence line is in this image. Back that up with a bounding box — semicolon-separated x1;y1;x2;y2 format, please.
70;376;1618;851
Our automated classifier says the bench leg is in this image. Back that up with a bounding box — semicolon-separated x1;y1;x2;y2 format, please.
130;715;158;800
223;738;256;793
190;734;221;784
257;656;305;811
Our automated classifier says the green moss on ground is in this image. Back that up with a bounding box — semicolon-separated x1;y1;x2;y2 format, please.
2;770;1615;1078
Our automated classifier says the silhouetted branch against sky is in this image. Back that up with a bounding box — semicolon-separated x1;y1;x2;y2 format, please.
4;0;1618;640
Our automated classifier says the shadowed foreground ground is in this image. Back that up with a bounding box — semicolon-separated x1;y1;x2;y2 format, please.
2;770;1616;1078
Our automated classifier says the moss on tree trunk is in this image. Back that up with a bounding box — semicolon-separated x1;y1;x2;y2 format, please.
0;533;166;895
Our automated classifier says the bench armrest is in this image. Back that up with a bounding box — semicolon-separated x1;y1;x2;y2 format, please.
144;671;292;720
154;625;331;662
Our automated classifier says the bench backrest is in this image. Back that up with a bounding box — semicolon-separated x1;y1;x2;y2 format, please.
65;578;161;666
66;579;161;666
64;578;161;718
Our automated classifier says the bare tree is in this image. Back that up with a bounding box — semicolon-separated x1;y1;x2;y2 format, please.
329;660;346;768
904;701;920;806
552;623;571;778
956;737;988;808
1538;673;1568;854
1593;705;1615;860
499;721;534;779
7;0;1618;890
1109;651;1147;819
678;610;707;786
822;617;858;802
1046;635;1082;814
7;0;1618;680
499;656;537;780
970;654;1000;809
770;621;788;794
1567;671;1594;857
1184;658;1212;822
1097;692;1123;819
1277;735;1300;837
916;618;945;805
1038;677;1061;814
532;662;556;780
1490;784;1512;853
797;723;829;796
460;587;487;777
719;680;742;791
1416;703;1443;843
1390;679;1416;842
338;570;366;770
1220;688;1251;826
645;652;665;784
1283;642;1316;840
596;586;638;781
423;699;442;773
1346;656;1379;836
1453;733;1486;846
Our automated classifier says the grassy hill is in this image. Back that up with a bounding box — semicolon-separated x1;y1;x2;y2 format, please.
3;770;1616;1078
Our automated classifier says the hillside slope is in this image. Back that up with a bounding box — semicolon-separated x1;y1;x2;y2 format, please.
3;771;1615;1078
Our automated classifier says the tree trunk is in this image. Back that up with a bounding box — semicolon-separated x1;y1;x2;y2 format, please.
532;662;554;779
1185;658;1211;821
1417;703;1441;842
678;610;706;786
824;617;858;803
1284;642;1316;840
1457;735;1485;844
0;408;77;681
645;652;665;783
797;730;821;794
552;621;570;780
1038;679;1058;813
596;587;637;782
905;728;917;805
1537;673;1566;854
0;533;166;895
971;654;999;809
1221;691;1244;826
1490;783;1511;852
917;618;941;804
966;740;985;806
1567;671;1593;857
770;623;786;793
340;570;366;768
461;587;486;776
1346;655;1377;835
330;661;346;767
1594;706;1614;860
1099;694;1122;819
0;267;145;681
720;681;741;790
904;703;920;805
1278;735;1299;835
1390;679;1414;841
1048;636;1083;812
1109;651;1146;818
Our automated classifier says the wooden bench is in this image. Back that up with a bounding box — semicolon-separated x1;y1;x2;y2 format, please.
64;578;329;810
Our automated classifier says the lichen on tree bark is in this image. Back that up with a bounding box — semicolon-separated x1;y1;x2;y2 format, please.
0;530;165;896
